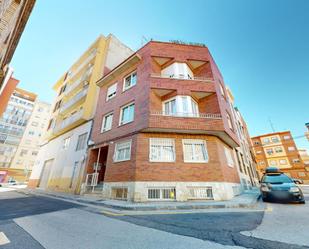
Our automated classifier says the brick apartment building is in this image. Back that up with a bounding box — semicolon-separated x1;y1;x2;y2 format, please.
84;41;243;202
251;131;309;182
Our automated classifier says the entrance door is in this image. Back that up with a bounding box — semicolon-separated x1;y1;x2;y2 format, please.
39;159;54;189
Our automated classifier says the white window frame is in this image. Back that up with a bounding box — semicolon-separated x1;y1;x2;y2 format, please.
123;71;137;91
63;137;71;150
226;112;233;130
162;96;199;117
288;146;295;152
113;140;132;162
182;139;209;163
274;146;283;153
76;133;88;151
106;83;117;101
283;135;290;140
148;187;176;200
279;159;287;165
149;138;175;162
119;102;135;126
101;112;113;133
224;146;234;167
270;159;277;166
293;158;300;163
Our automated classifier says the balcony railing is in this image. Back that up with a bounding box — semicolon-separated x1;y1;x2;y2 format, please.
151;111;222;119
65;50;96;82
150;73;213;82
53;110;83;133
59;87;88;113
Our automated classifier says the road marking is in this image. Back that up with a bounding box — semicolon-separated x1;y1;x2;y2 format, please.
0;232;10;246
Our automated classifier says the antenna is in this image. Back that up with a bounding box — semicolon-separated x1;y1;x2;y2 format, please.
268;117;275;133
141;36;148;47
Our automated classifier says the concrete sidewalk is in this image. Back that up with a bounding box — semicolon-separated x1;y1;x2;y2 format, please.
16;187;261;212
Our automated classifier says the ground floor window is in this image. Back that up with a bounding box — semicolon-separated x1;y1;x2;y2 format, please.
148;188;176;200
187;187;213;200
111;187;128;200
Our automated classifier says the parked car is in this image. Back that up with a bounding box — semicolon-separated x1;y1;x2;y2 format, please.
260;167;305;204
292;178;304;184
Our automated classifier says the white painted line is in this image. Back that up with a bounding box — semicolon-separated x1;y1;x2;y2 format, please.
0;232;10;245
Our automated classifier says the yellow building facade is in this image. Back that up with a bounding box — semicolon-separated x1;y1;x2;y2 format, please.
28;34;133;193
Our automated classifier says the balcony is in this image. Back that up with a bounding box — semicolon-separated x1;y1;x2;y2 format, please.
150;73;213;82
151;111;222;119
59;87;88;114
65;50;96;82
53;110;84;133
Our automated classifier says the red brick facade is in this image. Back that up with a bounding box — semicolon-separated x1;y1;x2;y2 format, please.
87;41;241;192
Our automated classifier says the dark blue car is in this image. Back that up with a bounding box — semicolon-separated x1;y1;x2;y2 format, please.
260;167;305;204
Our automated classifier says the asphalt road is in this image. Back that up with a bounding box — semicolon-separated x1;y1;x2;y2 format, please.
0;187;309;249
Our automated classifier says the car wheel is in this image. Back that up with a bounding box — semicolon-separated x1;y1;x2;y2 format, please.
262;197;268;202
299;200;306;204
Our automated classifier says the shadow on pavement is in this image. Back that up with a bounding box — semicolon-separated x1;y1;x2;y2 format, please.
0;195;80;220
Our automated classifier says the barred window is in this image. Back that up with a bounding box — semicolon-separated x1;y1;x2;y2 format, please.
149;138;175;162
148;188;176;200
114;140;131;162
182;139;208;163
188;187;213;200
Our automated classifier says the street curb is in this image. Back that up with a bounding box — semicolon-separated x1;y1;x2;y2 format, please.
15;188;261;211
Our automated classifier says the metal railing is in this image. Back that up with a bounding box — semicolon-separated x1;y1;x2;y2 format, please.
150;111;222;119
59;87;88;113
53;110;83;133
150;73;213;82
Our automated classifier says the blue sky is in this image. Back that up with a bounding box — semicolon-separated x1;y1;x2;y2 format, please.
11;0;309;150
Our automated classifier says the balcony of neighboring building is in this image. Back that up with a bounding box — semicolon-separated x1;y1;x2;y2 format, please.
149;59;215;93
58;86;89;116
52;108;85;136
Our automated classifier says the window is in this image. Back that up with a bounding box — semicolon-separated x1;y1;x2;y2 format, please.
224;147;234;167
298;172;306;177
182;139;208;163
275;147;283;153
76;133;88;151
149;138;175;162
28;131;35;135
119;102;135;125
20;149;28;156
148;188;176;200
283;135;290;140
293;158;300;163
101;113;113;132
271;136;279;143
32;151;38;156
279;159;287;165
259;161;265;166
114;140;132;162
266;148;274;155
219;84;225;97
31;121;38;127
270;160;277;166
188;187;213;200
254;141;260;145
163;96;198;117
106;83;117;101
123;71;137;91
288;146;295;151
226;112;233;130
262;138;270;144
63;137;71;150
112;187;128;200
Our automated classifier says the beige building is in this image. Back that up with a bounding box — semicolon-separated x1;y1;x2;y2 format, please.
299;149;309;168
0;88;50;182
28;34;133;193
10;100;51;176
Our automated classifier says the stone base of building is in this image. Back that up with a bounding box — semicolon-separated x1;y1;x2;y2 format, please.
101;181;241;202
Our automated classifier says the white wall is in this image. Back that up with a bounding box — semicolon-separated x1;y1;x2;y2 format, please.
29;121;92;189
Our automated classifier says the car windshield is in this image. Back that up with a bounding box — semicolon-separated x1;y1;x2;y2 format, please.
262;174;293;184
